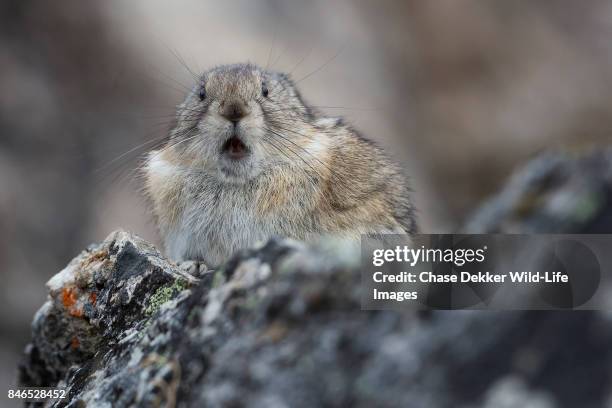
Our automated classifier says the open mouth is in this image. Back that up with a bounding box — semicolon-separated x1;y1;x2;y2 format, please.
222;135;249;160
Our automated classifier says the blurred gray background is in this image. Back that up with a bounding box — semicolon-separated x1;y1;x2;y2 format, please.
2;0;612;395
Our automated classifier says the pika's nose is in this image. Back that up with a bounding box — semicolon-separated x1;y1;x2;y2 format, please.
220;101;249;123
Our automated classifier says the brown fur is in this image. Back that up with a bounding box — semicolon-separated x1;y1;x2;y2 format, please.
145;63;415;265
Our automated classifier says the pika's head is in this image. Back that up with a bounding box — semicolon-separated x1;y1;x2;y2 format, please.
169;63;314;183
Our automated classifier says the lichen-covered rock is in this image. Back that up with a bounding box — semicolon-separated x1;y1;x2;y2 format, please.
19;234;366;407
18;148;612;408
464;147;612;233
19;231;612;408
18;231;198;399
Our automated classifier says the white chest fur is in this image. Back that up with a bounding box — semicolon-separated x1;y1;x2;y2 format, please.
165;182;271;265
146;152;309;266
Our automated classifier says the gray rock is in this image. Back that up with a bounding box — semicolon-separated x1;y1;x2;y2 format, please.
464;148;612;233
18;149;612;407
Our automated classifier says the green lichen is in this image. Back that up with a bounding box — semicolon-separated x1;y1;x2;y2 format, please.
572;192;603;222
243;293;261;310
212;270;226;288
145;279;188;317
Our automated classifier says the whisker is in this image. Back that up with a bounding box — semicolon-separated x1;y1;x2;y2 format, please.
271;42;291;69
161;132;201;153
287;45;314;76
264;126;332;174
144;63;194;93
94;136;169;174
260;137;320;187
265;13;282;71
262;125;360;198
167;46;200;82
295;42;347;83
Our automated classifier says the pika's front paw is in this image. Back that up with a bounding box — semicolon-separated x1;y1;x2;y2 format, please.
178;260;210;278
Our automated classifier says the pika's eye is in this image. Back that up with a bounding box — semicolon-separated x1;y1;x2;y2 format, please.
262;83;269;98
198;88;206;101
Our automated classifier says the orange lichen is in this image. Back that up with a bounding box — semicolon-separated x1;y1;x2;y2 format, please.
70;337;80;349
62;287;78;308
61;286;84;317
259;321;289;343
80;249;108;269
89;292;97;305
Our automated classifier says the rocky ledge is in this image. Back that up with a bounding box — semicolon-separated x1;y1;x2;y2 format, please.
18;148;612;408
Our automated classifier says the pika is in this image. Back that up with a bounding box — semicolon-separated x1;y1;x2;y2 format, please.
145;63;416;266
